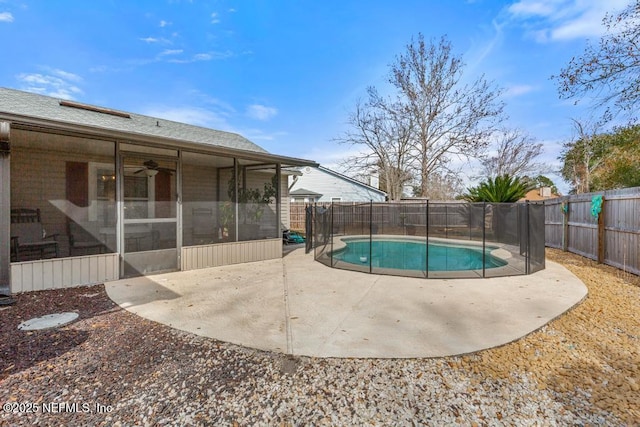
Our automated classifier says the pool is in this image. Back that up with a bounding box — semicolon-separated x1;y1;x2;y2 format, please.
332;238;507;272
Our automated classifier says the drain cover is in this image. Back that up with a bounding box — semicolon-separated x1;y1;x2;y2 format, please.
18;312;79;331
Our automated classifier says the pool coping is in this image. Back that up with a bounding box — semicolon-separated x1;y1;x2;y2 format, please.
318;234;532;278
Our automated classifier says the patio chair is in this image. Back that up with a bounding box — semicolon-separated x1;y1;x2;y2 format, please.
69;220;108;256
10;208;59;262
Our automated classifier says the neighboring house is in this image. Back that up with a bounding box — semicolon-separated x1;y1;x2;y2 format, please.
0;87;316;294
288;166;387;203
520;187;561;202
289;188;323;203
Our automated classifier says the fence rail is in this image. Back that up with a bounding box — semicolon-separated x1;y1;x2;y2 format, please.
544;186;640;275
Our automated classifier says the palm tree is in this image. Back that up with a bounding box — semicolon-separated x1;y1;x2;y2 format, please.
464;174;533;203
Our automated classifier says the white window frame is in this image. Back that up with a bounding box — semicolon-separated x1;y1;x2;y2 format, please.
89;161;155;221
89;162;114;222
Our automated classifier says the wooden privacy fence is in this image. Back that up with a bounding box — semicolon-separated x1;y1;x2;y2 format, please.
290;201;473;232
290;202;308;230
295;194;640;276
545;187;640;275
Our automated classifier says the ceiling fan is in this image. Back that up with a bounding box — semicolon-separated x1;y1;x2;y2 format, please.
132;159;175;177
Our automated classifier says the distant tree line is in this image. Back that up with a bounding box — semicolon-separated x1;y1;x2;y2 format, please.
560;122;640;194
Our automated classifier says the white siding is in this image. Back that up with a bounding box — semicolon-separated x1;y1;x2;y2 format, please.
11;253;119;293
290;167;385;202
181;238;281;270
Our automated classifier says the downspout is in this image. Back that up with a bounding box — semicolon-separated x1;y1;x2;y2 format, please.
289;174;298;191
0;121;13;303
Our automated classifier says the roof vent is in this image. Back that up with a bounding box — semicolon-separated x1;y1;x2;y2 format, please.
59;100;131;118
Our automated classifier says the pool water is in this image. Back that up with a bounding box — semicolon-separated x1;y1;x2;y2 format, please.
333;239;507;271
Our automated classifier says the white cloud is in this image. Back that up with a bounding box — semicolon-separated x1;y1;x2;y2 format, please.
193;53;212;61
140;36;171;44
466;19;505;73
17;70;84;100
142;106;232;130
508;0;559;17
246;104;278;121
211;12;220;24
159;49;183;56
187;89;236;113
506;0;629;42
167;51;233;63
301;145;369;172
50;68;83;83
241;129;287;141
159;20;171;27
0;11;13;22
89;65;107;73
504;84;537;98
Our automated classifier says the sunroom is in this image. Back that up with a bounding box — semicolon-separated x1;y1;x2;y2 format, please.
0;88;316;295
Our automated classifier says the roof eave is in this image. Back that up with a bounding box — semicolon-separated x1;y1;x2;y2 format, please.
1;111;318;168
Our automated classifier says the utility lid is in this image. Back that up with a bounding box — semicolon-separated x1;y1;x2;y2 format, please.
18;312;79;331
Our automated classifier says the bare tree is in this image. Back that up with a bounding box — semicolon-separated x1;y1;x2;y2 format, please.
417;170;464;200
555;1;640;121
389;34;505;197
479;128;545;178
559;118;606;194
336;89;414;201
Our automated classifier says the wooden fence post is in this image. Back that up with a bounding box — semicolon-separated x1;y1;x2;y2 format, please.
562;200;570;252
597;196;606;264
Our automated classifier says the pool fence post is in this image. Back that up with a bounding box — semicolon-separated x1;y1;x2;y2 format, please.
369;199;373;274
425;200;429;278
330;202;334;267
445;203;448;239
526;201;531;275
307;202;315;255
482;202;486;278
468;203;472;240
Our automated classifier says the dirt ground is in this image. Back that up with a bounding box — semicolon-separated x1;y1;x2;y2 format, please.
458;248;640;424
0;248;638;425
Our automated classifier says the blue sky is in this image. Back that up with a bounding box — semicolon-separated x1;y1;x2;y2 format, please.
0;0;631;193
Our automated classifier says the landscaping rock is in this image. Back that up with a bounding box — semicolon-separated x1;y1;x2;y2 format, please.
0;248;638;425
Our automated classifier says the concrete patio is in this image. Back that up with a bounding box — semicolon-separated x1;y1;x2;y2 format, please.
105;248;588;358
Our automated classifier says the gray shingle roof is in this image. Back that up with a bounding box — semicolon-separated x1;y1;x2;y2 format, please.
290;188;323;196
0;87;268;154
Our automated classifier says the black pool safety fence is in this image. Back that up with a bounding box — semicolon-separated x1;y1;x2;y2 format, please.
307;201;545;279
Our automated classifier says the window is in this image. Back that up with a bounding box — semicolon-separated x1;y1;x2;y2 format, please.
123;174;151;219
89;162;116;223
90;161;157;220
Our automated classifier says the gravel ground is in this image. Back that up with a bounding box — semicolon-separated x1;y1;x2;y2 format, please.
1;248;638;426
